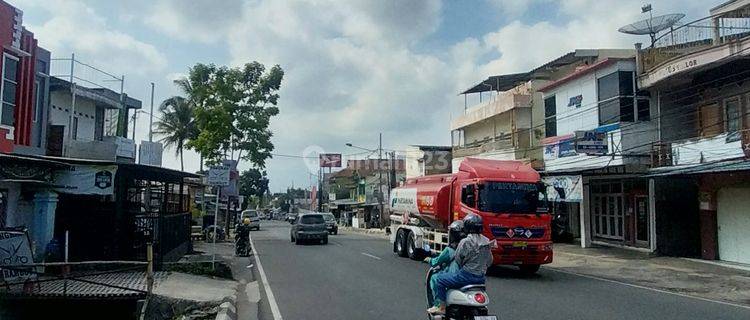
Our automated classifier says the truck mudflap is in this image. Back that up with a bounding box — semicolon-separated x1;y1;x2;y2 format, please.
491;241;553;265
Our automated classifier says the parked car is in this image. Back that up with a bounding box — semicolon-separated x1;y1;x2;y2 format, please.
322;213;338;235
290;213;328;245
240;210;261;231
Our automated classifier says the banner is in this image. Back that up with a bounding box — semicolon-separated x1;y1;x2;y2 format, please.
0;229;36;282
543;175;583;202
55;165;117;195
389;188;419;213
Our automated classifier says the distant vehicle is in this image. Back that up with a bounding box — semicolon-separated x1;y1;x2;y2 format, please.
240;210;261;231
286;212;298;223
290;213;328;245
321;212;338;235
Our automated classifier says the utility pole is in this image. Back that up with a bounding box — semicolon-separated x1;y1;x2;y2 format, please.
148;82;155;142
378;133;383;228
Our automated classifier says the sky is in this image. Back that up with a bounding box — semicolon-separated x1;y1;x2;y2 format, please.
12;0;715;192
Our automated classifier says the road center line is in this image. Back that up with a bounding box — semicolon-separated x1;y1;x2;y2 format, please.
361;252;382;260
546;267;750;311
249;233;284;320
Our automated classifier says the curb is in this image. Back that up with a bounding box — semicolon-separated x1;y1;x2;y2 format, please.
340;227;390;238
216;291;238;320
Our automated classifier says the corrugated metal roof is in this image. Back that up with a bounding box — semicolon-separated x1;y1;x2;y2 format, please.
1;271;168;299
646;158;750;177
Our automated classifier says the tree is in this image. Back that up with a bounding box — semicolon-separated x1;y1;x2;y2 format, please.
154;96;197;171
182;62;284;169
239;169;269;208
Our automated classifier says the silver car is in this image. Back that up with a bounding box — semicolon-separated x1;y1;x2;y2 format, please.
240;210;261;231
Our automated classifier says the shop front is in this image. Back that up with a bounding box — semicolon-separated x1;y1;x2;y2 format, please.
587;178;651;249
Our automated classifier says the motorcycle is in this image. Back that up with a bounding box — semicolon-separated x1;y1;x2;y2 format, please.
235;235;250;256
426;266;496;320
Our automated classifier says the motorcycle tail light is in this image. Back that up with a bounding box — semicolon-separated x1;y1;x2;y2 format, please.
473;293;486;304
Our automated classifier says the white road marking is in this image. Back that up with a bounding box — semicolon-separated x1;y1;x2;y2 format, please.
248;233;284;320
361;252;382;260
546;267;750;311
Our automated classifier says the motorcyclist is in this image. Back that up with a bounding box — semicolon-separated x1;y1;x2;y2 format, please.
425;220;465;308
235;218;252;256
428;214;494;315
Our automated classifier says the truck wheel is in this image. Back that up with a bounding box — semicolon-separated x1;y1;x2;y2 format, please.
519;264;540;275
407;234;423;260
396;229;408;257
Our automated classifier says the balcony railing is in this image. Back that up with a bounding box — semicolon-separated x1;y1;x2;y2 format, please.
452;134;519;158
642;13;750;72
452;92;531;130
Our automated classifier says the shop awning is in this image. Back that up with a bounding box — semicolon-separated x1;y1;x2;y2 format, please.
646;158;750;177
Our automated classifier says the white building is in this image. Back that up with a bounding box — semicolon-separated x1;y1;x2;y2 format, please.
404;145;452;179
539;56;657;250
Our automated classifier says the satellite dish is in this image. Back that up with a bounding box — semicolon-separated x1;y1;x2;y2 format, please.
618;13;685;45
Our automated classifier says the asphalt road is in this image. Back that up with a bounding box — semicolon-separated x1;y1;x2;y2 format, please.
250;220;750;320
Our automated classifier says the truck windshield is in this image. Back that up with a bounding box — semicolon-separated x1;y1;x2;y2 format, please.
478;182;539;214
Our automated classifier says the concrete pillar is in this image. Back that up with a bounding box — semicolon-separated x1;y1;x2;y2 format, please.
32;191;58;261
580;179;592;248
648;178;657;252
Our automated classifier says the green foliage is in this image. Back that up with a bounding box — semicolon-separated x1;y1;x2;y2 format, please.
153;96;197;171
239;169;269;208
164;261;233;279
179;62;284;168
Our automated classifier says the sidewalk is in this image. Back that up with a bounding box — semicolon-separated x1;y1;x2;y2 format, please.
339;226;389;238
549;243;750;306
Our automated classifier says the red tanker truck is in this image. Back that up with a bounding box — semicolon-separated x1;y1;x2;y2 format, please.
388;158;552;274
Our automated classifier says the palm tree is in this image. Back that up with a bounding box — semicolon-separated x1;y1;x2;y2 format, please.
154;96;196;171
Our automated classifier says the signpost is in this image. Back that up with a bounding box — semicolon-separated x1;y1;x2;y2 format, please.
208;165;230;269
575;130;608;155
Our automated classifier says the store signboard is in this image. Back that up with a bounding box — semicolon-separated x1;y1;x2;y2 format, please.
543;175;583;202
575;130;608;155
55;165;117;195
0;229;36;282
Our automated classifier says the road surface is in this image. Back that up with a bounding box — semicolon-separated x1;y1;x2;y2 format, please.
249;221;750;320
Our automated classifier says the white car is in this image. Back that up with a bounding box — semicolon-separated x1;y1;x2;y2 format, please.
240;210;261;231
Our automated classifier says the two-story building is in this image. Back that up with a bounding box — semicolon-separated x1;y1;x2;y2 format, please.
638;0;750;264
452;50;636;173
47;77;140;161
539;55;656;250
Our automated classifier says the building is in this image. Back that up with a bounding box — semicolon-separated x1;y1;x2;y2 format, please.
539;55;656;250
404;145;452;178
47;77;140;161
452;49;634;171
0;0;51;155
328;159;405;227
637;0;750;264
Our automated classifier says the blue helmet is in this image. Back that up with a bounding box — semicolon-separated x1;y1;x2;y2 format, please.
463;214;483;234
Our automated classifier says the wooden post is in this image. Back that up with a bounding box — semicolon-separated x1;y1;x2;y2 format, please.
146;242;154;294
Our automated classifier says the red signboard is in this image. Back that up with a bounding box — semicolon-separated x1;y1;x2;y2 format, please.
319;153;342;167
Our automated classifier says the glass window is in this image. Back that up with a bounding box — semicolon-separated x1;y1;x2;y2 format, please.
477;182;538;214
544;96;556;137
598;71;638;125
4;57;17;81
725;97;741;133
637;98;650;121
2;80;16;104
1;55;19;127
461;184;476;207
300;215;324;224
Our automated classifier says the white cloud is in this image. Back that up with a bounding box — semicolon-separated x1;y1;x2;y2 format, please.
21;0;167;76
144;0;244;44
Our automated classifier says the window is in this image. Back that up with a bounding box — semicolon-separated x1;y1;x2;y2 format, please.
300;214;324;224
477;182;538;214
1;54;19;127
725;97;741;133
461;184;476;207
544;96;557;137
597;71;650;125
699;103;722;137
